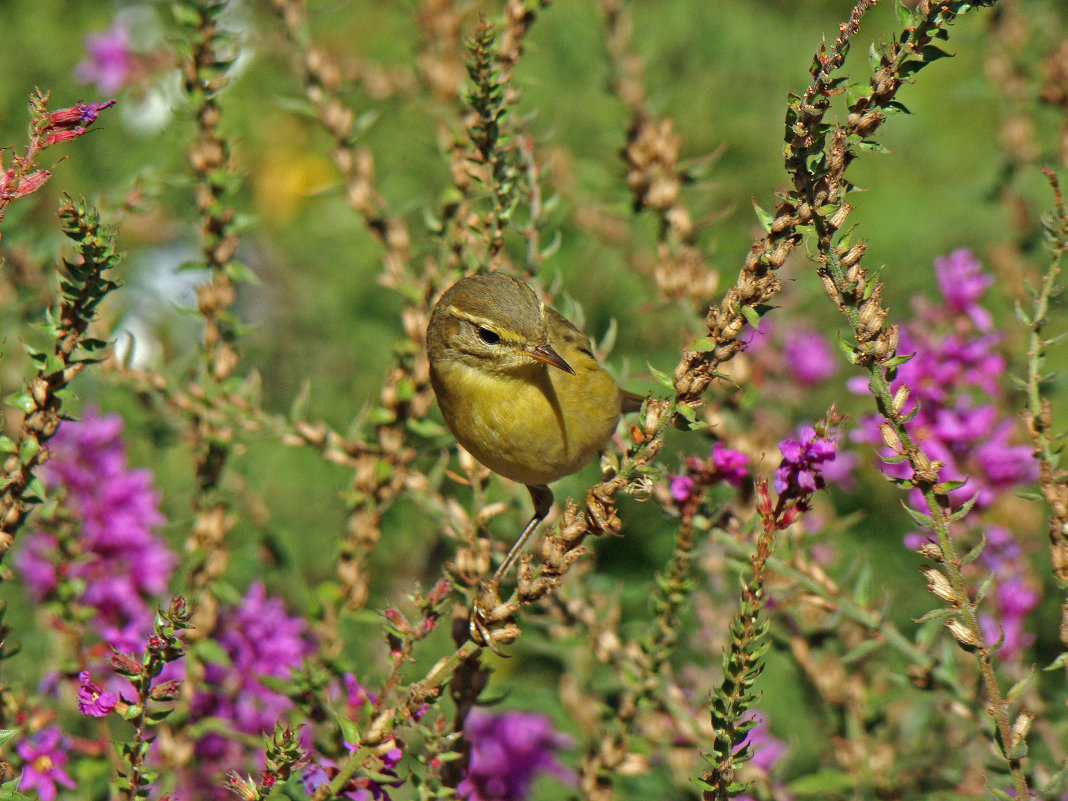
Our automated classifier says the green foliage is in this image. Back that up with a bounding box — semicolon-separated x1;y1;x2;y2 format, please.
1;1;1068;799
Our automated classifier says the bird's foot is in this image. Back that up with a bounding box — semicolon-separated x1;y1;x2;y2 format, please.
468;582;509;657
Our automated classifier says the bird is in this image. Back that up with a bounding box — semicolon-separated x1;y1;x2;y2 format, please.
427;272;641;638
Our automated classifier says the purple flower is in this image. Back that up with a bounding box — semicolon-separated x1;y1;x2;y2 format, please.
935;248;994;331
76;24;134;93
17;727;76;801
77;670;118;717
712;443;750;488
15;411;175;655
458;709;576;801
669;474;695;503
783;329;839;385
981;526;1022;571
344;673;377;710
773;426;837;496
302;743;404;800
980;576;1040;660
15;533;59;597
49;99;118;129
850;251;1035;518
670;445;750;505
187;582;316;796
742;714;787;774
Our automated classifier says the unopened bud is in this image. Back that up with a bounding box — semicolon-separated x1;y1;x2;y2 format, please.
110;651;141;677
1010;711;1033;750
149;680;181;702
167;594;193;626
428;580;450;605
224;772;259;801
11;169;51;199
383;608;410;633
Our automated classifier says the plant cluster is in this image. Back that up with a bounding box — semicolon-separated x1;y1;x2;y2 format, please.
0;1;1066;800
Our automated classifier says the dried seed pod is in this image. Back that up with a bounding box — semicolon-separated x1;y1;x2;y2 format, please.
945;619;982;650
923;568;956;604
892;385;910;416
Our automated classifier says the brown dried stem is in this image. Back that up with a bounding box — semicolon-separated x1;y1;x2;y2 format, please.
178;0;243;639
672;0;882;407
601;0;719;308
803;2;1030;794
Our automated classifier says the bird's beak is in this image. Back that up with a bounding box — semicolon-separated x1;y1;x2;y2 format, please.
529;343;575;375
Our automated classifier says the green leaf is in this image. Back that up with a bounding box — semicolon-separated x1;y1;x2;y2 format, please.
960;530;986;564
337;714;361;746
987;787;1016;801
901;503;934;529
752;201;774;233
6;392;35;414
1044;653;1067;671
0;730;19;748
973;572;995;607
1037;762;1068;795
0;777;37;800
225;260;260;286
740;305;762;331
647;361;674;389
932;478;967;494
146;707;174;724
289;379;312;423
123;703;144;721
835;334;860;365
840;637;883;665
407;418;448;439
787;769;857;797
947;493;979;522
913;607;955;624
855;140;889;154
920;44;953;63
192;637;232;668
895;1;916;28
1006;666;1035;704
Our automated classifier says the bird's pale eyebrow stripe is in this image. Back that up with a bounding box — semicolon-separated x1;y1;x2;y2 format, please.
447;307;520;341
447;307;491;327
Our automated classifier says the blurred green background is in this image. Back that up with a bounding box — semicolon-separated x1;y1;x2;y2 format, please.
1;0;1066;796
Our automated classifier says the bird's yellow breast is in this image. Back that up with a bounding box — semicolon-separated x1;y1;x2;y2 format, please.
431;353;622;487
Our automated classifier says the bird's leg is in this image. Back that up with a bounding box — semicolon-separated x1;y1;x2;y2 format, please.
469;484;553;650
492;484;553;584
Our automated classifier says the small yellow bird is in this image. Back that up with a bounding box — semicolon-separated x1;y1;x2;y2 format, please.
427;272;641;591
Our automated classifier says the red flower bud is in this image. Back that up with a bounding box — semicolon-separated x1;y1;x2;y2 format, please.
49;99;116;129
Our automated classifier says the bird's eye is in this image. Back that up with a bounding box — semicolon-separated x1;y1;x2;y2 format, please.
477;327;501;345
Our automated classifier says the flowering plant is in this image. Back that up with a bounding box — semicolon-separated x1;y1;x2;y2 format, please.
1;2;1066;801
